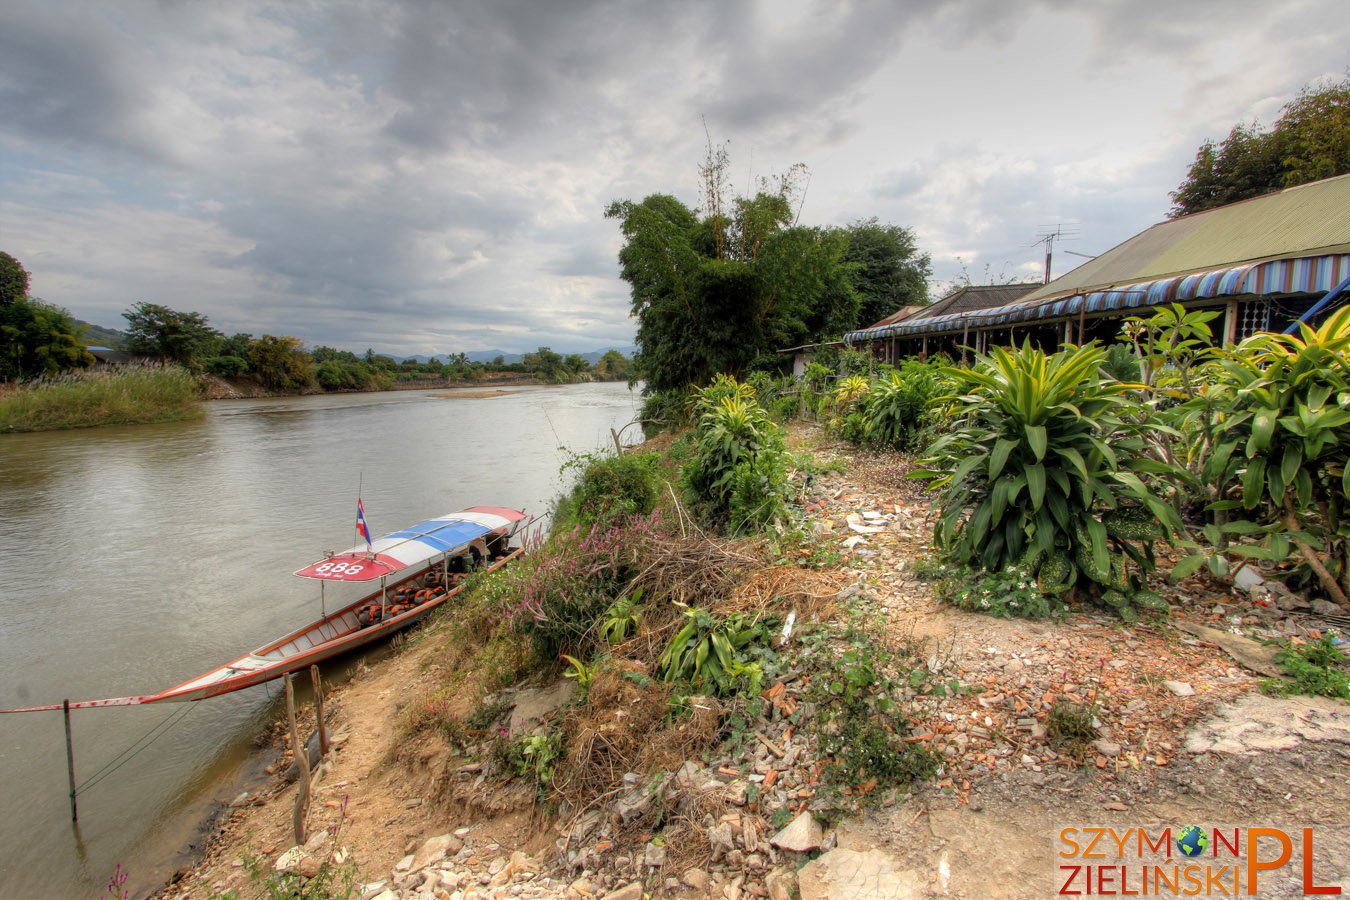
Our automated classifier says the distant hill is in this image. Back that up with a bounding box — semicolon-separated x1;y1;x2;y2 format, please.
78;320;128;348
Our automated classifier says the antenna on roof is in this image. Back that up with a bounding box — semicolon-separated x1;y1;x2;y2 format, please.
1032;223;1079;283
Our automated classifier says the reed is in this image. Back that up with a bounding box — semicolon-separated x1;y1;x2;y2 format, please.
0;364;204;432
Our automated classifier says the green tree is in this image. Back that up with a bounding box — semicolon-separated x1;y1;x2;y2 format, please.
1171;74;1350;216
523;346;565;382
595;349;630;381
122;303;223;371
607;149;858;394
0;252;29;309
563;354;590;378
248;334;315;392
1;296;94;378
841;218;931;328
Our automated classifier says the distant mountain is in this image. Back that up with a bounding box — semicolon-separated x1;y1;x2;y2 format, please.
78;320;128;348
466;350;521;364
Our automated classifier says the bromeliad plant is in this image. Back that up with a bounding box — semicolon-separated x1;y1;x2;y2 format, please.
1189;307;1350;610
915;342;1183;621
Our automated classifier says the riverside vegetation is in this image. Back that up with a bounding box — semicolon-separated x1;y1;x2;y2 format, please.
0;364;203;433
174;311;1350;897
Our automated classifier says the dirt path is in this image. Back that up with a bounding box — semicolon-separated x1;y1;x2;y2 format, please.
791;444;1350;899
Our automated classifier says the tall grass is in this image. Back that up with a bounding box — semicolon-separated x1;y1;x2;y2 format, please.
0;365;204;433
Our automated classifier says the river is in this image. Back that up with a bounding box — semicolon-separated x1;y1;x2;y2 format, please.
0;382;640;899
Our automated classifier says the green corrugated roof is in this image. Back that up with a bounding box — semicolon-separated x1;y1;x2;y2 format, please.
1024;173;1350;303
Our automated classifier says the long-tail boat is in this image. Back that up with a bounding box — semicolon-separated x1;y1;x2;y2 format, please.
0;506;528;713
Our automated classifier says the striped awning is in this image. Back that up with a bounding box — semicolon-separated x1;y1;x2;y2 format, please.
294;506;526;582
844;254;1350;343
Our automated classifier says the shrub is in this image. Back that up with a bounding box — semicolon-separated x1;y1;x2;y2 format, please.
916;342;1182;621
1198;307;1350;609
639;388;689;436
933;560;1065;618
809;639;938;804
506;515;656;661
862;359;944;451
556;450;663;532
1101;343;1141;383
682;379;790;533
1261;634;1350;699
657;606;769;697
203;355;250;376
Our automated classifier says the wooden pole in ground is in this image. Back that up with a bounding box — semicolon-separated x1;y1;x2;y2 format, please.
63;700;78;823
310;665;329;758
284;674;310;845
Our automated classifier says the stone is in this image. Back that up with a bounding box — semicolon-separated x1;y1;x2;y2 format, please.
1174;620;1284;677
683;868;711;890
1093;740;1122;758
644;842;667;867
770;811;823;853
709;822;737;859
394;854;415;873
507;680;578;737
765;868;796;900
1163;680;1196;697
358;882;387;900
1233;566;1266;593
1310;598;1344;616
303;830;333;854
674;760;707;791
296;856;323;879
229;791;251;808
274;846;305;873
614;782;661;823
601;883;643;900
412;834;464;872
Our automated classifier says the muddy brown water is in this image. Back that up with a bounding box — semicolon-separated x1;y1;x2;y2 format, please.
0;382;639;898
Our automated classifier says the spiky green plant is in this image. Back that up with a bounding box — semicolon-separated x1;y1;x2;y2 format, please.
682;380;789;533
1194;306;1350;610
915;342;1182;620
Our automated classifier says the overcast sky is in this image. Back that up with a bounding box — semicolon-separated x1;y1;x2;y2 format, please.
1;1;1345;356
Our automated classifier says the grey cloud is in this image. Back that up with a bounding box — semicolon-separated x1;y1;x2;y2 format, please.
700;1;924;138
0;5;156;160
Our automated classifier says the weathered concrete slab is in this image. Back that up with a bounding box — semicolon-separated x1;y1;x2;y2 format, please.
1186;692;1350;755
507;680;577;736
798;848;923;900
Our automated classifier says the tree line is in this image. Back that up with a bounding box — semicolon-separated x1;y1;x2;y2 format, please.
0;252;629;390
114;302;629;391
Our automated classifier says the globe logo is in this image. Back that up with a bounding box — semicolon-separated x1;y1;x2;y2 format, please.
1176;825;1209;858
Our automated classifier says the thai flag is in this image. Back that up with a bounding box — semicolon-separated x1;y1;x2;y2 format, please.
356;499;373;550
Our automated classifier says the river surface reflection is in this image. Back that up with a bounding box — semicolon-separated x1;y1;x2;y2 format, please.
0;382;639;898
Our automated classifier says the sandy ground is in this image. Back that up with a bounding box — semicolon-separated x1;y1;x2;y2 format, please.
430;389;523;400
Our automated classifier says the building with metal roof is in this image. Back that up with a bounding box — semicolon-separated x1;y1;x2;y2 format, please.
844;173;1350;360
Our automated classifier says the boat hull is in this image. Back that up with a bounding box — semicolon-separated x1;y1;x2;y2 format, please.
147;546;525;704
